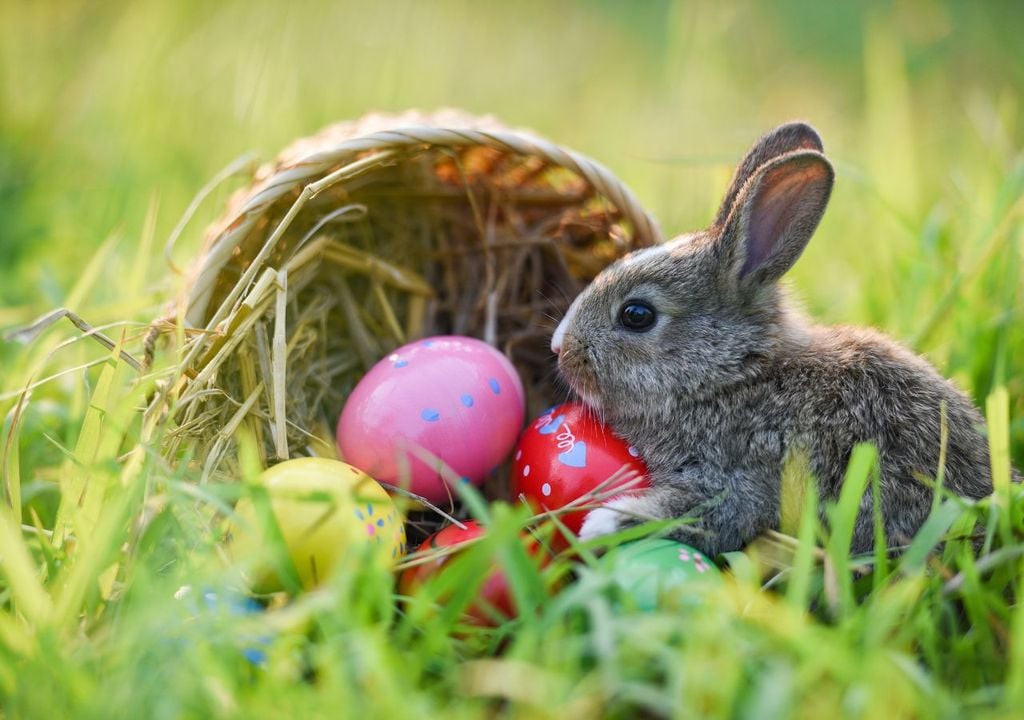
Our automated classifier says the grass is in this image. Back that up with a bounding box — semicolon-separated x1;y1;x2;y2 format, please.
0;1;1022;718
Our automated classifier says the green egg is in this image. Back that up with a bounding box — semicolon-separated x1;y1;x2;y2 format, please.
597;538;721;611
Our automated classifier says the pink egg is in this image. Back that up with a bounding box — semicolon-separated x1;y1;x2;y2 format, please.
337;336;526;504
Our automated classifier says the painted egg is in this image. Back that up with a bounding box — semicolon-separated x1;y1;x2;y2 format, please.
174;585;272;667
229;457;406;592
597;539;721;611
511;403;649;542
337;336;526;504
398;520;533;625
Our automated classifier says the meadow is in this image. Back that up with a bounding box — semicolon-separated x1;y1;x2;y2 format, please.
0;1;1022;717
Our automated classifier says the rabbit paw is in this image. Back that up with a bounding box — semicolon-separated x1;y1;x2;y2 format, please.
578;495;647;541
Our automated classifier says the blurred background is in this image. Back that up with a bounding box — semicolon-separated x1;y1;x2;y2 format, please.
0;0;1021;461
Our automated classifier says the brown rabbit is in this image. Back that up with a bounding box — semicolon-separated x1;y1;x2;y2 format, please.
551;122;1002;557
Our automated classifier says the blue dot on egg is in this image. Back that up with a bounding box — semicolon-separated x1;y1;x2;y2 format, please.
394;359;408;368
376;519;384;528
421;408;440;422
461;394;474;408
460;476;471;484
422;340;435;347
488;378;501;394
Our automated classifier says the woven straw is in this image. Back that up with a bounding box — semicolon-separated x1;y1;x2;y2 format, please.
147;109;661;492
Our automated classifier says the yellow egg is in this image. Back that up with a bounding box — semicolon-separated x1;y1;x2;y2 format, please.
229;457;406;592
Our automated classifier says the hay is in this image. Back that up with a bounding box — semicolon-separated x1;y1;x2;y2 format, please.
144;109;661;518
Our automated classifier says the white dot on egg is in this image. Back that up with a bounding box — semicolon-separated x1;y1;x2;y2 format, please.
628;446;640;457
515;449;522;461
523;464;531;477
541;482;552;497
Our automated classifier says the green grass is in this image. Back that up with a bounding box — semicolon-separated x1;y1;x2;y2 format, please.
1;1;1022;717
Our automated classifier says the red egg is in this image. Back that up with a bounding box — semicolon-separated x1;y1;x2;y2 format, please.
511;403;649;542
398;521;534;625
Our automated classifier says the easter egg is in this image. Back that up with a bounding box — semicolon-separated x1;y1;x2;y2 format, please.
174;585;272;667
337;336;526;504
511;403;649;541
229;457;406;592
596;539;721;611
398;520;527;625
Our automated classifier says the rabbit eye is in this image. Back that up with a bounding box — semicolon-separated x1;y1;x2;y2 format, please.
618;301;657;332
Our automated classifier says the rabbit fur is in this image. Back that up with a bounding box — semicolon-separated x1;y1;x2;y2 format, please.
552;122;1004;557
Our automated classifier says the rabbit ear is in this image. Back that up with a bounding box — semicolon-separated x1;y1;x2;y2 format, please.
717;149;833;288
714;122;824;227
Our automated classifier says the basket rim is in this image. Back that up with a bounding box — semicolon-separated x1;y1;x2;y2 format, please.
185;117;664;330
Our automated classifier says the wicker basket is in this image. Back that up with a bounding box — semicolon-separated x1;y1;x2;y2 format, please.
147;109;661;494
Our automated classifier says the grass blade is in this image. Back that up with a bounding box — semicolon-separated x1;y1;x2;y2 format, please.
0;505;52;626
52;340;132;548
1006;558;1024;708
826;443;878;617
898;501;963;575
2;389;27;513
786;478;820;610
986;386;1014;543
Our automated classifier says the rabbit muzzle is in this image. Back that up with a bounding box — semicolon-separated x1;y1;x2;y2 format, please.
555;336;603;411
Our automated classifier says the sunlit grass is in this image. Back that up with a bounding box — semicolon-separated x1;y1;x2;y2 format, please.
0;1;1022;717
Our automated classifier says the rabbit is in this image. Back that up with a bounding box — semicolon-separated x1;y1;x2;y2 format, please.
551;121;1004;558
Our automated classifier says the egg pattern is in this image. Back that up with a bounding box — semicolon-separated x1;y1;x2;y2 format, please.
384;353;511;428
535;410;589;468
678;547;711;573
354;505;406;554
